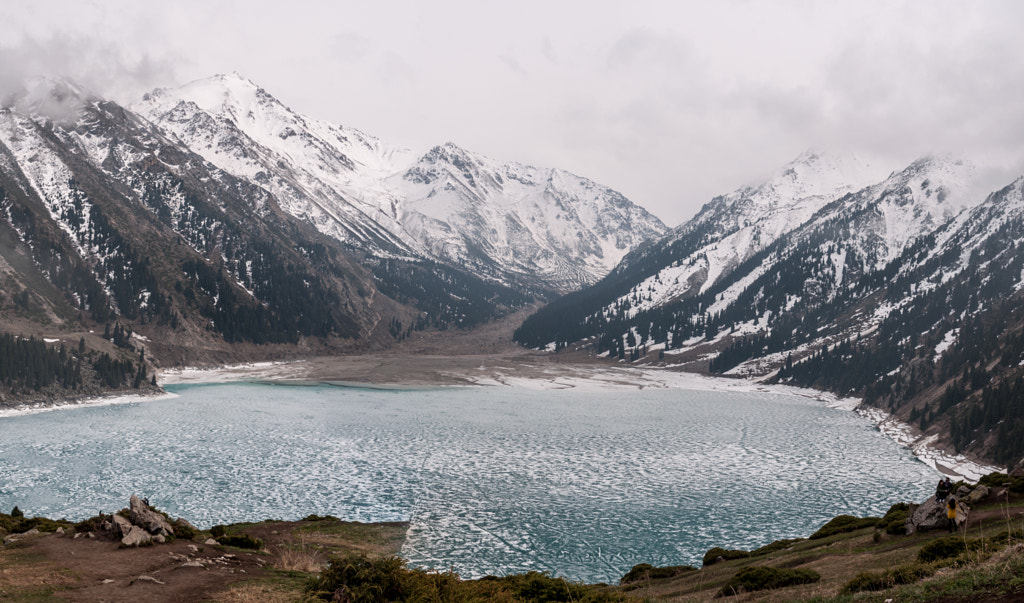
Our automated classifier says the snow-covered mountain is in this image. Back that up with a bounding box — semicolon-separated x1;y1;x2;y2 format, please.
606;151;890;316
0;76;388;358
517;152;981;351
515;151;1024;468
137;73;666;292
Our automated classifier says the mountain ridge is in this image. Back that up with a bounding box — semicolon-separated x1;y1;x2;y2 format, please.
136;73;667;293
515;151;1024;469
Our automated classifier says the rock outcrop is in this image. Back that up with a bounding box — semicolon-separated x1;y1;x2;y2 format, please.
106;495;177;547
129;495;175;537
966;485;990;505
906;496;969;534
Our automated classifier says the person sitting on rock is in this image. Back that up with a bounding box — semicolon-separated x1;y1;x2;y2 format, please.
936;478;950;503
947;497;958;532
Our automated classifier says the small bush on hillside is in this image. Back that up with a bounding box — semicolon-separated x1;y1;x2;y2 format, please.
840;563;934;594
306;554;630;602
703;547;751;566
978;472;1011;487
302;514;340;522
209;524;226;538
307;554;409;601
978;472;1024;492
216;534;263;550
10;506;23;518
0;513;71;534
716;566;820;597
173;519;198;541
991;529;1024;545
74;513;110;534
878;503;911;535
620;563;696;584
808;515;879;539
751;538;803;556
918;536;980;562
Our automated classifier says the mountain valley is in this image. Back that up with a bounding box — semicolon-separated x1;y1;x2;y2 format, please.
1;73;1023;472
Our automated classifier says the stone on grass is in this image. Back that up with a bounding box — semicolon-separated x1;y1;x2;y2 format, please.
966;485;990;505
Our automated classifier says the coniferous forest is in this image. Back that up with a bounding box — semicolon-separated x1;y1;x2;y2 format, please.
0;332;146;402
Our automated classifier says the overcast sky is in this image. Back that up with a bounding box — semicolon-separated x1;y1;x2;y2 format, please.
4;0;1024;225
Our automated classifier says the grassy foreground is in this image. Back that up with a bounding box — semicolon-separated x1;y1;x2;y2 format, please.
0;476;1022;602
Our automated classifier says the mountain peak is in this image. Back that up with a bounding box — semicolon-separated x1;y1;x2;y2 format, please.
759;149;889;202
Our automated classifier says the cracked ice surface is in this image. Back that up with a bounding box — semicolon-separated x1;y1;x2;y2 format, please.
0;382;936;583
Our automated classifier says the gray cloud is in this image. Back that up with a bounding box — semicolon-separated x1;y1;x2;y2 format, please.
0;34;179;108
5;1;1024;225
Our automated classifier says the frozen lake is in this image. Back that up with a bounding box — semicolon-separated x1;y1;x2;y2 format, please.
0;382;936;583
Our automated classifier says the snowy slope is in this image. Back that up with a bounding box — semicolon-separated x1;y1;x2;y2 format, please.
609;151;890;318
392;142;666;289
515;151;989;362
137;74;666;291
136;73;415;253
0;76;394;345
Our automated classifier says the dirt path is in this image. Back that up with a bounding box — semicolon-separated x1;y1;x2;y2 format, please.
0;518;407;602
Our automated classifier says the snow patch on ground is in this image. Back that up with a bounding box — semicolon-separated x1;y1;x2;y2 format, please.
857;406;1003;483
0;391;179;418
158;361;298;385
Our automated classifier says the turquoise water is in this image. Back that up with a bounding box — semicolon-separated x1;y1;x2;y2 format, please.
0;382;935;582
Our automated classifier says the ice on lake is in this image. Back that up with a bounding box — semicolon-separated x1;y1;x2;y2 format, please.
0;382;936;583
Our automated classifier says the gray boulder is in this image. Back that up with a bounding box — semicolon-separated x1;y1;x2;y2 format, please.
906;497;943;534
966;484;990;505
121;525;152;547
111;515;133;538
129;495;174;536
955;485;972;499
906;496;969;534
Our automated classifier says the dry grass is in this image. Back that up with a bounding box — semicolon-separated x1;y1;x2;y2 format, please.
0;541;78;597
273;532;327;573
292;520;407;558
214;581;301;603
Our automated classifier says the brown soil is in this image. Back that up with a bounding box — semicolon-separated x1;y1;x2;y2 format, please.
0;518;406;602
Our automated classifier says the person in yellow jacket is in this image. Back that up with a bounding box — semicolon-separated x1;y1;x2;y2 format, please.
947;497;958;532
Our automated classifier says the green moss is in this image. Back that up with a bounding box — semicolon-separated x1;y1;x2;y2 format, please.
702;547;751;566
73;513;110;534
173;519;198;541
619;563;696;585
878;502;911;535
808;514;880;539
306;554;631;602
715;566;821;597
0;513;73;534
918;535;982;563
216;534;263;550
302;513;340;522
840;563;935;594
750;538;804;556
977;472;1024;492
